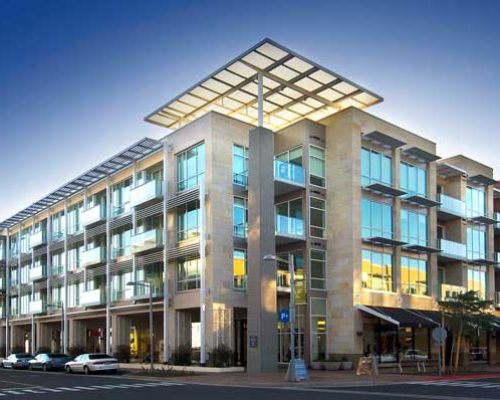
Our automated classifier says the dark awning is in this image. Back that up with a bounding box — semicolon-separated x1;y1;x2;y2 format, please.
358;305;440;328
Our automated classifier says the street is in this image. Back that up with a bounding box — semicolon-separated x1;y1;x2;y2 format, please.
0;369;499;400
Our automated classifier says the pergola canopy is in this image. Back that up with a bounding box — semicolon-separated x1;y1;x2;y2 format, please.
146;38;382;132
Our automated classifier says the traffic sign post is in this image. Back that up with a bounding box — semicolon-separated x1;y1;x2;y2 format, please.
432;327;447;376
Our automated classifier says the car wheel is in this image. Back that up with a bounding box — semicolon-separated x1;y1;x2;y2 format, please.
84;366;90;375
65;366;72;374
42;364;47;372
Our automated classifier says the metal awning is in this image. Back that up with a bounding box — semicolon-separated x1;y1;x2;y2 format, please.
468;214;497;225
468;174;497;186
402;194;440;208
145;38;382;132
402;146;440;163
0;138;162;230
362;131;406;149
363;182;407;197
358;305;440;328
362;236;407;247
403;243;441;254
436;162;467;179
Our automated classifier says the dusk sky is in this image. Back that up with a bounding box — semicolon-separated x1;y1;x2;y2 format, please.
1;0;499;222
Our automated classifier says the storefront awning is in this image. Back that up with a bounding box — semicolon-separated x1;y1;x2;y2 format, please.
357;305;440;328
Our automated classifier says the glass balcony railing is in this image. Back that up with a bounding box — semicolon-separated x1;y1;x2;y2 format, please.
441;284;466;300
130;180;163;208
274;160;305;186
80;246;106;268
30;230;47;248
233;275;247;290
439;238;466;259
438;194;466;217
81;204;106;227
277;270;291;289
131;229;163;254
134;284;163;298
29;265;46;281
112;246;132;259
233;172;248;187
29;299;45;314
233;223;248;238
275;215;304;237
80;289;105;307
51;265;64;276
111;289;134;302
52;231;65;242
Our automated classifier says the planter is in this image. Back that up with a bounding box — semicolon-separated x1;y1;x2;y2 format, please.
323;361;341;371
340;361;353;370
310;361;324;370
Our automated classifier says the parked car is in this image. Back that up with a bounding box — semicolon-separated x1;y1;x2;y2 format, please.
29;353;71;371
2;353;33;369
402;349;428;360
65;353;118;375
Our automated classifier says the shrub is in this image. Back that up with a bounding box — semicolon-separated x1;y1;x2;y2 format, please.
209;344;234;368
68;345;86;358
36;346;51;355
172;344;192;366
113;344;131;363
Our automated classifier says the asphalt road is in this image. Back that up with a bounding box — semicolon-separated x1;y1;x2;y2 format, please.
0;368;498;399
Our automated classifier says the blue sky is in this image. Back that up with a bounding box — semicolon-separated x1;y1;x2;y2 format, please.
1;0;499;221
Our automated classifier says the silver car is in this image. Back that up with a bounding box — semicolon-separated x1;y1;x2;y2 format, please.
2;353;33;369
65;353;118;375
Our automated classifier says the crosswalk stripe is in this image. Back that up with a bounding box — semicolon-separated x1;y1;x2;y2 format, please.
73;386;98;390
39;388;63;393
56;387;81;391
21;390;45;394
3;391;24;395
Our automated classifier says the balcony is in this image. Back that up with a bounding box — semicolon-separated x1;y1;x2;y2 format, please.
233;223;247;238
438;194;466;220
441;284;466;300
495;213;500;231
111;289;134;302
81;204;106;228
111;246;132;259
275;215;305;245
274;160;305;196
29;299;45;314
80;246;106;268
233;172;248;188
438;238;467;262
130;180;163;208
277;270;291;291
51;265;64;276
30;230;47;248
467;210;497;225
29;265;46;281
131;229;163;255
80;289;105;307
496;292;500;308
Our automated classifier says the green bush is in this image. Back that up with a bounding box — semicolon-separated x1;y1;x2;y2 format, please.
113;345;131;363
68;345;86;359
172;344;192;366
209;344;234;368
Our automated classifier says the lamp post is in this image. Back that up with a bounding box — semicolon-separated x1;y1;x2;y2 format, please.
263;253;296;380
127;281;153;371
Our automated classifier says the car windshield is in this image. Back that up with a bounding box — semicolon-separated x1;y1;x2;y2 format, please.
16;354;31;358
88;354;112;360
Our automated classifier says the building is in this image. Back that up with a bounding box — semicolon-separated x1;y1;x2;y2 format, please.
0;39;498;371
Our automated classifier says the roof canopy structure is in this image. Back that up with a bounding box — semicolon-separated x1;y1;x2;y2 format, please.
146;38;382;132
0;138;162;230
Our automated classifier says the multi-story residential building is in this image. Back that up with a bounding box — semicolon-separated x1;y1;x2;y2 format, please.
0;39;498;371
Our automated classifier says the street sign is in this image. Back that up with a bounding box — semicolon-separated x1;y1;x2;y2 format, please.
432;327;447;344
249;335;258;348
279;309;290;323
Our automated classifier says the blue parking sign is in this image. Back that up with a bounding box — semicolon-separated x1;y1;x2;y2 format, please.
279;309;290;323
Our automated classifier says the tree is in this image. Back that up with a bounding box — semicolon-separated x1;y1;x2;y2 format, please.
439;291;495;372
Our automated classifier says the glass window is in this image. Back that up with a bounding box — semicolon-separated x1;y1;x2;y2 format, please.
233;144;248;186
233;249;247;290
309;145;325;187
310;249;326;290
401;256;428;295
233;197;247;238
361;198;392;239
67;202;84;235
177;257;200;291
275;198;304;237
177;142;205;191
177;200;200;241
112;178;132;217
112;227;132;258
400;161;427;196
467;266;487;299
362;249;393;291
361;147;392;186
401;209;427;246
310;298;327;361
467;226;487;260
275;147;304;184
310;197;326;238
466;186;486;218
51;211;65;241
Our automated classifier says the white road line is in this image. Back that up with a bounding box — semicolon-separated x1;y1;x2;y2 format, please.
73;386;98;390
55;387;81;391
3;391;24;395
39;388;63;393
21;389;45;394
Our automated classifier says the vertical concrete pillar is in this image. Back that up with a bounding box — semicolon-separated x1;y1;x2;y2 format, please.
247;126;277;373
111;314;131;347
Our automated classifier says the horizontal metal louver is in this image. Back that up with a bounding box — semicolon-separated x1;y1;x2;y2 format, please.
87;264;107;278
135;202;163;220
168;241;200;260
86;223;106;238
110;262;133;275
136;250;164;267
50;241;65;252
67;270;84;283
33;247;47;257
67;233;84;245
110;214;132;230
167;187;200;209
20;253;32;262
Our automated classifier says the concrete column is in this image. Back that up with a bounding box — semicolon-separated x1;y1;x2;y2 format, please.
111;314;131;347
247;126;277;373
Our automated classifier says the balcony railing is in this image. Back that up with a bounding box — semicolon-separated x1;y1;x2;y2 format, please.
495;291;500;308
131;229;163;254
274;160;305;186
80;246;106;268
233;172;248;187
29;265;46;281
81;204;106;227
495;212;500;228
277;270;291;289
29;299;44;314
130;180;163;208
233;223;248;238
30;230;47;248
438;194;466;217
438;238;467;260
80;289;105;307
111;289;134;302
441;284;466;300
51;265;64;276
275;215;304;238
112;246;132;259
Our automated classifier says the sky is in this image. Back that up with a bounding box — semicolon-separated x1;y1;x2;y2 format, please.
1;0;500;222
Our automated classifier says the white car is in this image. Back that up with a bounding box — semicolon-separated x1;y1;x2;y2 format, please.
65;353;118;374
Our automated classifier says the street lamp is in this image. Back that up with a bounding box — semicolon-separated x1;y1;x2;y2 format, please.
127;281;153;371
263;253;298;381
